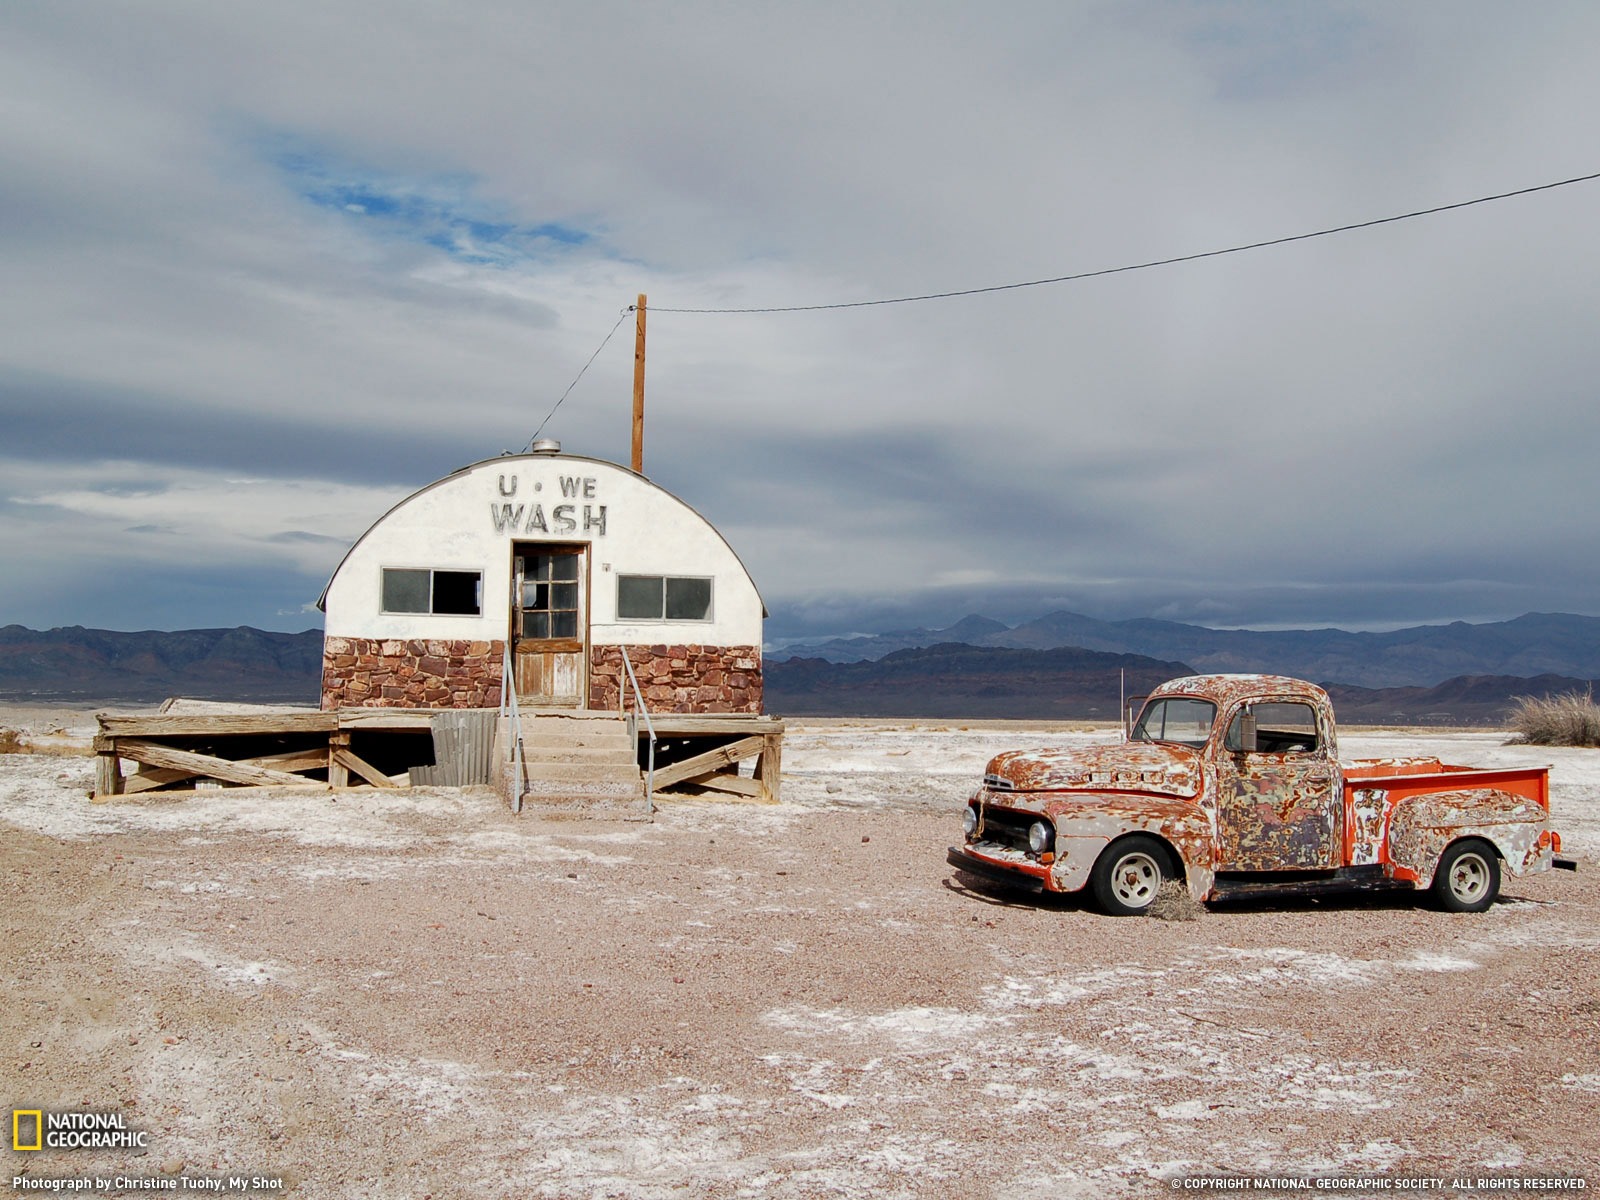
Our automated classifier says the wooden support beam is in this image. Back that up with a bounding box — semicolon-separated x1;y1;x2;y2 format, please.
691;772;768;799
114;739;312;789
335;709;438;730
106;782;333;801
98;713;337;737
123;767;195;795
648;715;785;735
651;735;765;791
94;752;123;798
328;731;350;788
754;732;783;803
332;747;400;789
239;748;331;774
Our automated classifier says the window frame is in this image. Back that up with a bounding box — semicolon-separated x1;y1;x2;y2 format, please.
615;573;715;623
1224;700;1324;755
1130;697;1217;748
379;566;485;617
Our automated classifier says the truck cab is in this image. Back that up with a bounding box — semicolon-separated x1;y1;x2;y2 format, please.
948;674;1572;915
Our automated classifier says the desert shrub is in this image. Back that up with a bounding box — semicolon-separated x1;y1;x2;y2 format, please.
1506;689;1600;747
1147;879;1203;921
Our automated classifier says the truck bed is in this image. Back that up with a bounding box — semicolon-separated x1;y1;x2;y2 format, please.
1342;756;1549;808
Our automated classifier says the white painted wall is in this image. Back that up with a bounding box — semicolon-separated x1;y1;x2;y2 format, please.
321;453;765;646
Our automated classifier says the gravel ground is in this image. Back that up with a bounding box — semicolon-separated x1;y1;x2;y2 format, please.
2;711;1597;1198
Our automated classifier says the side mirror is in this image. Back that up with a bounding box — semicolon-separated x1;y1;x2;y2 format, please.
1226;711;1257;754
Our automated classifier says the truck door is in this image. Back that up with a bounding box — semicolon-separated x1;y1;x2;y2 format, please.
1214;700;1341;871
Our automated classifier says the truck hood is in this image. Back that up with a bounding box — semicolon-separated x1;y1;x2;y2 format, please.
984;741;1202;801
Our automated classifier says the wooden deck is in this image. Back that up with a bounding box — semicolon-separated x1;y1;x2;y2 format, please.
91;707;787;807
642;714;785;803
93;707;463;799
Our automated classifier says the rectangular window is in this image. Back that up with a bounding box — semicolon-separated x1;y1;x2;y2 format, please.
1227;702;1321;754
616;574;713;622
519;553;581;640
381;568;483;616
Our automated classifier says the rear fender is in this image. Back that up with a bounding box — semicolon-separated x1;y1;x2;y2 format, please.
1387;789;1554;886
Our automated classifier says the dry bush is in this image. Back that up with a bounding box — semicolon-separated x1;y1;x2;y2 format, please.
1147;879;1204;922
1506;689;1600;747
0;728;23;755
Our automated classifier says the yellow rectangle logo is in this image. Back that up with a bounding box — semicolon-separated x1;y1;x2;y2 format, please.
13;1109;43;1151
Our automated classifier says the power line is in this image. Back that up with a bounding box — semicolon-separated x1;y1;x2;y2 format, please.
524;304;635;447
651;169;1600;315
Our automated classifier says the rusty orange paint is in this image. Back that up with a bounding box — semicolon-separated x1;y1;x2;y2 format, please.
950;673;1568;913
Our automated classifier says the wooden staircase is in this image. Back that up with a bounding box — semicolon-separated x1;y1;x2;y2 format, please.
503;710;645;812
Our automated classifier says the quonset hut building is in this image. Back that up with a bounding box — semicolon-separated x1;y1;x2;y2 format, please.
317;443;767;716
89;442;780;809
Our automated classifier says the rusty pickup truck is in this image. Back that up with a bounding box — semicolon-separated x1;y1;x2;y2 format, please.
947;674;1576;915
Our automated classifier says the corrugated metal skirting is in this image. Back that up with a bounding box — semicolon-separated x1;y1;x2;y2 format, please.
409;709;499;787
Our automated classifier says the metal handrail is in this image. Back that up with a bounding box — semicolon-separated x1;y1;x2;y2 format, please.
499;643;527;814
617;651;657;813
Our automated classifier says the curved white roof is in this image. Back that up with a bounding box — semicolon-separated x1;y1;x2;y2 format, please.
318;452;766;644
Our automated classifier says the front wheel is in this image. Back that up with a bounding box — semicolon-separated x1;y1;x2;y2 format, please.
1090;835;1170;916
1432;839;1501;913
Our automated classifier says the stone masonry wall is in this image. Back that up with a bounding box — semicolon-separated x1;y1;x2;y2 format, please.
321;637;505;710
590;644;761;714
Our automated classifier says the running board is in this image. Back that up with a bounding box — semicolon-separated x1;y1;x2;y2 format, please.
1208;865;1409;901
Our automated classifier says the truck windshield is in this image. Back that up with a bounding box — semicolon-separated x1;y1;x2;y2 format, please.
1131;698;1216;747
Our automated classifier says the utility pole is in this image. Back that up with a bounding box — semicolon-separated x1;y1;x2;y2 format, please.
631;294;647;473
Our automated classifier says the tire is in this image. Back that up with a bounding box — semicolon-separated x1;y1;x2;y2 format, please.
1432;839;1501;913
1090;835;1170;916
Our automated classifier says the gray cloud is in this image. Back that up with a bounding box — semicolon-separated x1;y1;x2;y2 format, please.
2;1;1599;636
0;369;494;485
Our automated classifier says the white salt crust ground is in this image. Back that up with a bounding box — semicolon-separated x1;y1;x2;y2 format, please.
2;709;1596;1198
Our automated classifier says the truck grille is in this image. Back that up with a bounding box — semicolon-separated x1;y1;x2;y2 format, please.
974;804;1038;854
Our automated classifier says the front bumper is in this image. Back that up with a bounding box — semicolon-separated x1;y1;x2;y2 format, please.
946;845;1047;894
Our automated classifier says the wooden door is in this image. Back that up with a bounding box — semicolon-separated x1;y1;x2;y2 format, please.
512;547;586;706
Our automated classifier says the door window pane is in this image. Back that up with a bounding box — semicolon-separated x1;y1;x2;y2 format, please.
1228;702;1320;753
665;577;712;620
381;569;431;614
618;575;664;619
432;570;482;615
519;551;582;641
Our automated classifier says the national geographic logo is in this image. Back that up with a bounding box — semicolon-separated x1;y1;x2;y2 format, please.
12;1110;149;1151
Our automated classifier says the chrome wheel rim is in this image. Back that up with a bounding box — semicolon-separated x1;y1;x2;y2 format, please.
1112;852;1161;908
1448;851;1492;904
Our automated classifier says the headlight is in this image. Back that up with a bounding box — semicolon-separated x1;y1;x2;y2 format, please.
1028;820;1055;854
963;805;979;836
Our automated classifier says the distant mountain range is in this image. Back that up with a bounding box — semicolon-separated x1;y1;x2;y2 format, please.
773;610;1600;689
0;625;323;704
764;642;1598;725
1;616;1596;725
766;644;1192;720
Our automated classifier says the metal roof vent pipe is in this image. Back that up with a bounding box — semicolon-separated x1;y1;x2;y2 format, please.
530;439;561;455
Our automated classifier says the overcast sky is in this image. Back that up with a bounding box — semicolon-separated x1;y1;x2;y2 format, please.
3;2;1598;643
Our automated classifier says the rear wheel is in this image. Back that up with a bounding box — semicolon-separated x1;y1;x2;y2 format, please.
1090;835;1169;916
1432;839;1501;913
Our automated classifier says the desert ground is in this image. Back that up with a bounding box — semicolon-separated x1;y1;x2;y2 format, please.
2;708;1597;1198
